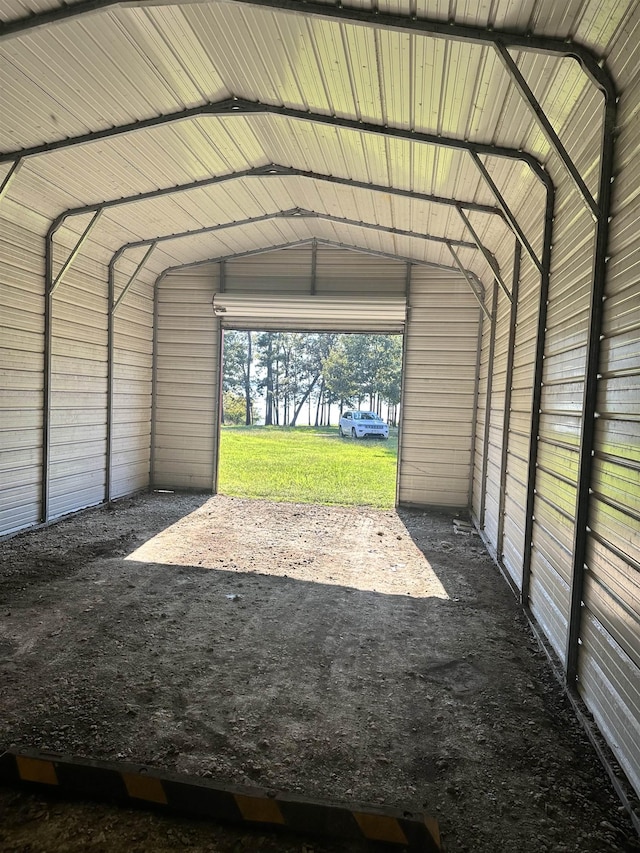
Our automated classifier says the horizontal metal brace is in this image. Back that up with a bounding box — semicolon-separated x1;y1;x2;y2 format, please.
494;42;599;220
0;158;23;205
0;98;548;188
456;206;512;303
0;0;615;98
50;210;103;295
112;242;157;313
445;242;492;321
469;152;544;273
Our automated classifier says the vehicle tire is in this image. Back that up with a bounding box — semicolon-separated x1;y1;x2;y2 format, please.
338;425;343;437
351;427;357;439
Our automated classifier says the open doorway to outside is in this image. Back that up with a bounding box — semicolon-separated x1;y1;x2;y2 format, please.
217;330;403;509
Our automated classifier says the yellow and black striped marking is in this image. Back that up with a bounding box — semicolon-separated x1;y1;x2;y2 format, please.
0;749;441;850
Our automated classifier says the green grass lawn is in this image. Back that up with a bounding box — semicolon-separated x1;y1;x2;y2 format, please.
218;425;398;509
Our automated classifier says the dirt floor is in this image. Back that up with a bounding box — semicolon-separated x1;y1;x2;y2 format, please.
0;492;638;853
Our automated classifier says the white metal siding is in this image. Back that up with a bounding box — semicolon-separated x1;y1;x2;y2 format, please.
111;267;154;499
577;51;640;797
529;168;598;665
483;284;510;546
399;267;480;508
219;244;408;330
501;255;540;588
49;255;108;520
225;246;312;293
0;200;46;535
472;310;490;521
314;245;407;295
152;264;220;491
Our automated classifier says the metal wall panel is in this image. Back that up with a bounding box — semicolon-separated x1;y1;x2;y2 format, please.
111;267;155;499
482;285;510;546
471;318;489;521
49;257;108;520
399;267;480;508
520;96;599;658
315;245;407;295
223;242;409;315
501;256;541;587
0;201;46;535
152;264;220;491
224;246;312;293
577;53;640;796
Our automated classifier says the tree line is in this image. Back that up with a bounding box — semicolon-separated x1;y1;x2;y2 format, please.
222;331;402;427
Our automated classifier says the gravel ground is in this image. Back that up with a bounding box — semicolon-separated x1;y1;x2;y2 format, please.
0;492;638;852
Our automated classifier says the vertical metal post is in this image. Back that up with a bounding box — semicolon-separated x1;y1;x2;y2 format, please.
149;274;164;491
469;302;485;512
395;263;411;507
497;242;522;562
219;259;226;293
311;238;317;295
213;321;224;495
565;95;618;685
41;230;55;523
479;280;499;529
520;183;556;608
106;259;115;502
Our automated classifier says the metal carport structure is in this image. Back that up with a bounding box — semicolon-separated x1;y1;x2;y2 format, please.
0;0;639;819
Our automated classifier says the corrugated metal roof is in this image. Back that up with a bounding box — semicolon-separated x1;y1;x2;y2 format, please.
0;0;630;285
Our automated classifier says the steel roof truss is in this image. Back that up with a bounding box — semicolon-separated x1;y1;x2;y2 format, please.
111;208;477;258
0;0;615;97
455;206;512;303
493;42;599;220
158;237;466;281
446;242;491;322
112;242;158;314
0;99;547;186
469;152;543;273
0;159;23;206
52;164;503;228
50;210;103;295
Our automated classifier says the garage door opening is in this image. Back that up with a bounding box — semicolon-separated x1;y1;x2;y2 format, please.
217;329;403;509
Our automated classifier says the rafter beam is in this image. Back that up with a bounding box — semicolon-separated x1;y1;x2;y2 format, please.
0;159;23;205
445;242;491;321
469;152;544;273
493;42;598;219
111;208;477;258
157;237;471;282
112;242;157;313
50;210;103;294
51;164;504;225
456;206;512;302
0;98;547;189
0;0;615;96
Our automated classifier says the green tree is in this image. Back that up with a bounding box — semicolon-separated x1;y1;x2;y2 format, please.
223;330;254;426
222;391;249;425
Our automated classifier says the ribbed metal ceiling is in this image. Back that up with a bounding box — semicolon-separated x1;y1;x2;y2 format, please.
0;0;632;284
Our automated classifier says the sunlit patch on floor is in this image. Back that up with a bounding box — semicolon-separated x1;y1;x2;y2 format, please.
125;498;449;600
